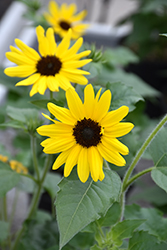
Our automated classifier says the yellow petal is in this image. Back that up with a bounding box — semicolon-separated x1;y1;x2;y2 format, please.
93;89;111;122
101;106;129;127
15;74;40;86
37;76;47;95
84;84;95;118
60;71;88;86
47;102;76;125
70;10;87;22
66;87;84;120
52;148;72;170
62;68;90;75
46;76;59;92
102;136;129;155
64;144;81;177
30;82;38;96
77;147;89;183
88;147;103;182
15;39;40;61
56;29;71;57
97;143;126;166
48;1;59;17
56;74;73;91
63;59;92;69
42;137;75;154
37;123;72;137
36;26;50;56
6;52;35;65
63;37;83;60
105;122;134;137
46;27;57;55
4;65;36;77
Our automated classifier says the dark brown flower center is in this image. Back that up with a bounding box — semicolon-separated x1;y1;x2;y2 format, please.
73;118;102;148
59;21;71;30
36;56;62;76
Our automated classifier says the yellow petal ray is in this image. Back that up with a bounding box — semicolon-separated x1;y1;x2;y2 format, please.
41;113;55;123
15;39;40;61
56;74;73;91
42;137;75;154
101;106;129;127
10;45;22;54
15;73;40;86
47;76;59;92
65;3;77;18
62;37;83;60
72;23;90;33
46;27;57;55
84;84;95;118
66;87;85;120
62;68;90;75
30;82;38;96
56;29;71;57
70;50;91;60
64;144;82;177
97;143;126;166
47;102;76;125
37;123;72;137
99;167;105;181
77;147;90;183
102;136;129;155
63;59;92;68
88;147;103;182
6;52;35;65
92;89;111;121
70;10;87;22
37;76;47;95
52;148;72;170
4;65;36;77
60;71;88;86
105;122;134;137
48;1;59;17
36;26;49;56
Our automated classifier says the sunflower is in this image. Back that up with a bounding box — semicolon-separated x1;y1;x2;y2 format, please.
37;84;134;183
4;25;91;96
44;1;89;39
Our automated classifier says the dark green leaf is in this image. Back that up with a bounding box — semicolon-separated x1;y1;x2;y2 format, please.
106;82;143;111
30;99;64;110
128;231;167;250
151;167;167;192
56;169;121;249
125;204;167;241
110;219;145;246
0;169;20;197
98;202;121;227
0;120;26;130
90;245;102;250
44;173;62;200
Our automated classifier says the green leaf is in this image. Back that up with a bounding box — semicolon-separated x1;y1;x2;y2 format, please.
149;126;167;166
103;47;139;67
56;169;121;249
0;221;9;242
90;245;102;250
30;99;64;110
0;120;26;130
98;202;121;227
43;173;62;200
125;204;167;242
106;82;143;111
128;231;167;250
109;219;145;246
0;169;20;197
151;167;167;192
6;106;39;123
95;66;159;97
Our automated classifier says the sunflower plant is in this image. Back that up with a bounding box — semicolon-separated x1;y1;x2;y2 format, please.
1;1;167;250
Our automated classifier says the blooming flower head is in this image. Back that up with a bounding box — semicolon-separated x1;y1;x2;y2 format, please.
37;84;134;183
4;25;91;96
44;1;89;39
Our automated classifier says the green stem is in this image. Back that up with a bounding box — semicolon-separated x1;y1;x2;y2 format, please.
19;173;38;183
122;114;167;192
3;196;7;221
12;154;52;250
31;135;40;181
124;166;155;191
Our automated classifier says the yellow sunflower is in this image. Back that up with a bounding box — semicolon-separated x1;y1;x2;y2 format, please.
44;1;89;39
37;84;134;183
4;25;91;96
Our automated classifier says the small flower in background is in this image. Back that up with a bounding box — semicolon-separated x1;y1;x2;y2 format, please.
0;154;8;163
0;155;28;174
44;1;89;39
9;160;28;174
37;84;134;183
4;25;91;96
